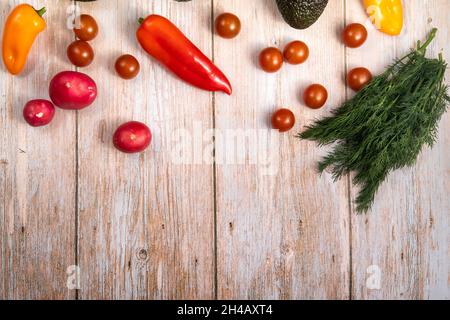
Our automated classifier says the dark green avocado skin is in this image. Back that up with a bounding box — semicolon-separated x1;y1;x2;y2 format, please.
276;0;329;29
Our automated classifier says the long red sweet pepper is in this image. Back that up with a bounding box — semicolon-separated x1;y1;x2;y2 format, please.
136;15;232;95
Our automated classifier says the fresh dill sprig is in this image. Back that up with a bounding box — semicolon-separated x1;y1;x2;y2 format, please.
298;28;450;213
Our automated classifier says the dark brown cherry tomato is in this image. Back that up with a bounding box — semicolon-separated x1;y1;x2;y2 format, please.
303;84;328;109
113;121;152;153
283;40;309;65
271;108;296;132
259;47;283;73
115;54;140;80
347;67;373;91
215;13;241;39
342;23;368;48
23;99;55;127
74;14;98;41
67;40;94;67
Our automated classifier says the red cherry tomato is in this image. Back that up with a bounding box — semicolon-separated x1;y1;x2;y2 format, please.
259;47;283;73
115;54;140;80
73;14;98;41
67;40;94;67
342;23;368;48
271;108;296;132
113;121;152;153
215;13;241;39
303;84;328;109
23;99;55;127
347;67;373;91
283;40;309;65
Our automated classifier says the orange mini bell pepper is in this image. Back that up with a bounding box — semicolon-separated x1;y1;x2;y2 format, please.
363;0;403;36
2;4;46;75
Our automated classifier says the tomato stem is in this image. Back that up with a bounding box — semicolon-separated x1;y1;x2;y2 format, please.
138;17;144;25
35;7;46;17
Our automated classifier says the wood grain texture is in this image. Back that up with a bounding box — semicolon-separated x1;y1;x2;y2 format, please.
346;0;450;299
76;0;215;299
0;0;448;300
0;0;76;299
214;0;350;299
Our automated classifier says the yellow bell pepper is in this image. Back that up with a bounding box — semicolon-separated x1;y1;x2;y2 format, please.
2;4;46;75
363;0;403;36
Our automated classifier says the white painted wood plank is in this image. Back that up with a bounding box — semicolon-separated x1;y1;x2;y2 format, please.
0;0;76;299
214;0;350;299
346;0;450;299
76;0;215;299
0;0;447;300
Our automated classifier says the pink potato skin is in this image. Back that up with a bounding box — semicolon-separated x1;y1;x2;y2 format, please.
49;71;97;110
113;121;152;153
23;99;55;127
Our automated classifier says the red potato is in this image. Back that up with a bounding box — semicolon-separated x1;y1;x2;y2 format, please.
113;121;152;153
23;99;55;127
49;71;97;110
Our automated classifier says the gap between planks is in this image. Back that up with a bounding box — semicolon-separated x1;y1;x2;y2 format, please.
343;0;354;301
210;0;219;301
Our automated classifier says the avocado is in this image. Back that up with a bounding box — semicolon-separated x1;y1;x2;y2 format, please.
276;0;329;29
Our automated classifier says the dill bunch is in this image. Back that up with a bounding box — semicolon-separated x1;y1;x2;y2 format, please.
299;28;450;213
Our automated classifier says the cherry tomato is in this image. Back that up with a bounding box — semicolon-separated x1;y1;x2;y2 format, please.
115;54;140;80
347;67;373;91
283;40;309;65
259;47;283;73
74;14;98;41
215;13;241;39
23;99;55;127
303;84;328;109
113;121;152;153
342;23;368;48
67;40;94;67
271;108;296;132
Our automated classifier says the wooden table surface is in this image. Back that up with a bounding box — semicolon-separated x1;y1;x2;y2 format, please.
1;0;449;300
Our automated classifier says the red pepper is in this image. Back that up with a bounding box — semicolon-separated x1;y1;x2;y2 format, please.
136;15;232;95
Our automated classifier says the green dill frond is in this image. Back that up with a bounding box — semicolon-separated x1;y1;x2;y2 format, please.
298;28;449;213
